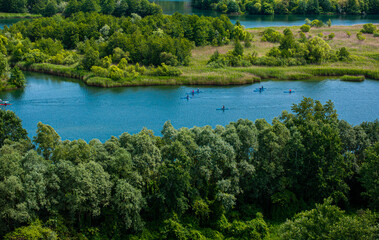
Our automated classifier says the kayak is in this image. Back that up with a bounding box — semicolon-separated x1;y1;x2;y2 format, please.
255;87;266;90
180;97;191;99
283;91;295;93
253;89;263;92
216;108;229;110
0;103;11;106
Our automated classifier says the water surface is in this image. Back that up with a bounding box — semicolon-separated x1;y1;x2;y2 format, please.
0;18;23;29
155;0;379;28
0;72;378;142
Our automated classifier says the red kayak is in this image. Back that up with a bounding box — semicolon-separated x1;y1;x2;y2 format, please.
0;103;11;106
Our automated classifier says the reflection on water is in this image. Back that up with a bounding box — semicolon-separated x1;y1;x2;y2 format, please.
154;0;379;27
0;72;378;142
0;18;23;29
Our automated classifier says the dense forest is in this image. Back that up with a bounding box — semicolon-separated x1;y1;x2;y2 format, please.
0;12;249;84
0;0;162;17
192;0;379;15
0;98;378;239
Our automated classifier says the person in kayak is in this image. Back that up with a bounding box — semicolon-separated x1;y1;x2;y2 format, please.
197;88;200;93
289;89;292;93
192;90;195;95
222;105;225;110
186;94;190;100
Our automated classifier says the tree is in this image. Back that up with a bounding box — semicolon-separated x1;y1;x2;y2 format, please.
0;53;9;79
0;110;29;147
113;179;145;231
33;122;61;160
42;0;57;17
360;142;379;209
305;37;331;63
81;47;99;70
233;40;244;56
9;67;26;88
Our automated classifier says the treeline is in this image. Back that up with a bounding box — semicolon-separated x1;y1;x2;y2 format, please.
0;0;161;18
0;98;378;239
192;0;379;15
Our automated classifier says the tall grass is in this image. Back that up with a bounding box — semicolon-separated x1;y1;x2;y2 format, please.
0;13;41;18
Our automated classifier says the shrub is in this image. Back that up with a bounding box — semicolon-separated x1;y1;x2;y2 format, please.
91;66;109;77
108;65;124;80
280;198;378;240
327;19;332;27
361;23;377;34
337;47;350;60
150;63;182;76
261;28;283;43
328;33;335;40
9;67;26;88
374;31;379;37
300;24;310;32
357;32;366;41
346;31;352;38
311;19;324;28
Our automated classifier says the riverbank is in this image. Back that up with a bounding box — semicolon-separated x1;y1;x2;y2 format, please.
0;13;41;19
15;24;379;88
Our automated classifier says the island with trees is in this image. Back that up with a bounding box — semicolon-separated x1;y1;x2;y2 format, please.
0;97;378;239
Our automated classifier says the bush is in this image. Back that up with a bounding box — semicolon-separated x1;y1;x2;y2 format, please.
374;31;379;37
91;66;109;77
346;31;352;38
261;28;283;43
150;63;182;76
337;47;350;60
311;19;324;28
300;24;310;32
4;220;57;240
357;32;366;41
361;23;377;34
9;67;26;88
280;198;378;240
328;33;335;40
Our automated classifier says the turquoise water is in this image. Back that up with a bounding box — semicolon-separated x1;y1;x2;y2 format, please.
1;4;379;30
154;0;379;28
0;18;22;29
0;72;378;142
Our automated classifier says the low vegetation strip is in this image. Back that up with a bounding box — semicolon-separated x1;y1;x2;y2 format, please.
340;75;365;82
0;13;41;18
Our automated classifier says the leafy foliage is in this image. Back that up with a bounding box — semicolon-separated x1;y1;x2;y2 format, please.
0;98;378;238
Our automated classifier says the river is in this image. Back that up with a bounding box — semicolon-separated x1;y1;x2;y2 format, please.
0;72;378;142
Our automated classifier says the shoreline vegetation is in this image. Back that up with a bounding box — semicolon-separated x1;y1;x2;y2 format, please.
12;23;379;88
0;13;41;19
0;99;378;239
1;12;378;89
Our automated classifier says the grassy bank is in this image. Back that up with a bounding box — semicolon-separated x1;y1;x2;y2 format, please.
0;12;41;18
340;75;365;81
18;24;379;87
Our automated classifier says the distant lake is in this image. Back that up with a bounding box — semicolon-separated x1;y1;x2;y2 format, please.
154;0;379;28
1;4;379;30
0;72;378;142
